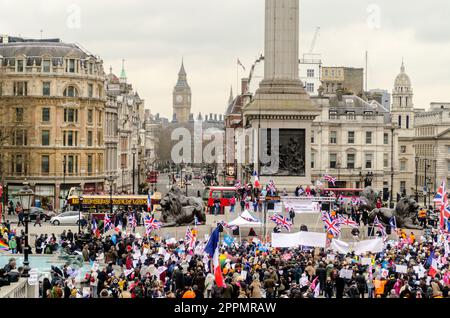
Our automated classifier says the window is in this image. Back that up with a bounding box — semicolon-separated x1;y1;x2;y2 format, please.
13;82;28;96
64;86;78;97
365;153;373;169
401;146;406;153
306;83;314;93
384;133;389;145
13;154;24;174
329;111;338;119
64;131;78;147
307;69;314;77
12;129;27;146
398;115;402;128
42;108;50;122
330;131;337;144
89;63;93;75
41;155;50;174
311;153;315;169
88;109;93;124
65;155;78;174
346;111;356;120
87;155;93;175
17;60;24;72
347;153;355;169
311;131;315;143
347;131;355;144
365;131;372;144
87;131;93;147
400;181;406;194
329;153;337;169
15;108;24;122
42;82;51;96
64;108;78;122
88;84;93;98
97;111;102;125
97;131;102;145
67;59;75;73
121;154;127;168
42;60;51;73
41;130;50;146
406;115;410;129
400;161;406;171
384;153;388;168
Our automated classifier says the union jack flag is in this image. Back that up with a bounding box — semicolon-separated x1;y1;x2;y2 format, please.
324;175;336;186
270;213;292;231
234;180;241;188
373;215;387;240
104;213;112;231
128;214;137;228
322;211;340;237
218;220;238;231
337;215;359;228
434;180;446;204
185;227;196;250
144;216;161;235
267;180;277;194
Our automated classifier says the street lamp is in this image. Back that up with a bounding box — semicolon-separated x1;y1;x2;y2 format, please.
415;157;419;203
106;175;116;217
424;159;429;207
389;123;395;209
132;146;137;195
78;195;83;234
16;181;34;277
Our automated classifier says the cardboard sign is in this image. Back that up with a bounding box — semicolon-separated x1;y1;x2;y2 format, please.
327;254;336;262
241;270;248;280
361;258;372;266
395;265;408;274
381;269;389;278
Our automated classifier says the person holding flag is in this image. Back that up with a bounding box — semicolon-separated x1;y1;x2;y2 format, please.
103;213;112;233
185;227;196;251
252;171;260;189
204;225;226;289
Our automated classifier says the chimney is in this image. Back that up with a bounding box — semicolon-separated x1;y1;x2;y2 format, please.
214;114;217;121
209;113;213;121
241;78;249;95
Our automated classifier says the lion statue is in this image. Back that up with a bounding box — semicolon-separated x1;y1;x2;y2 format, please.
368;195;421;229
158;186;206;227
359;186;378;211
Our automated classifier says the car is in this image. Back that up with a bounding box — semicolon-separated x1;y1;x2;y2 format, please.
29;207;56;222
50;211;83;226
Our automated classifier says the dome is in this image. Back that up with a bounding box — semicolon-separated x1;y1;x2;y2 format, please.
394;62;411;88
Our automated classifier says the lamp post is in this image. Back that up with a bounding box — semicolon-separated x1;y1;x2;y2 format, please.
389;124;395;209
106;175;116;217
16;181;34;277
427;177;432;208
132;146;136;195
78;195;83;234
424;159;428;207
415;157;419;203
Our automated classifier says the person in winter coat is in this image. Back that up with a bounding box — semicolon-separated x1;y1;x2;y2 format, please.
204;273;215;298
355;271;367;298
249;279;262;298
324;277;334;298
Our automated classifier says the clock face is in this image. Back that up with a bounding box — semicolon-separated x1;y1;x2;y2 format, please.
176;95;183;103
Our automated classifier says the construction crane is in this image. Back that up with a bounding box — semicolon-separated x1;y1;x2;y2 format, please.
309;26;321;54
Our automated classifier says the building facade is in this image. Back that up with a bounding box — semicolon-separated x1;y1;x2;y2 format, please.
0;36;106;209
321;67;364;96
414;102;450;202
172;60;191;124
299;53;322;96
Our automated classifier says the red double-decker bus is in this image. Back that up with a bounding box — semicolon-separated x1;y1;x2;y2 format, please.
147;171;159;184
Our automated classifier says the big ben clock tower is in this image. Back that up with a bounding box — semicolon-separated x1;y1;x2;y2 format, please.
173;59;191;123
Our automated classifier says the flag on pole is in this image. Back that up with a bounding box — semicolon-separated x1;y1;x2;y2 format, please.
237;59;246;71
144;216;161;235
128;214;137;228
389;216;397;231
92;218;100;238
434;180;446;204
104;213;112;232
115;220;123;233
234;180;241;189
337;215;359;228
373;215;387;240
253;171;260;188
324;175;337;186
322;211;341;237
147;192;152;212
204;226;226;288
269;213;292;231
185;227;196;251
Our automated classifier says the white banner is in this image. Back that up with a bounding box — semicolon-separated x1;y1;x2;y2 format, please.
330;239;350;254
353;238;384;255
271;232;327;248
281;198;320;214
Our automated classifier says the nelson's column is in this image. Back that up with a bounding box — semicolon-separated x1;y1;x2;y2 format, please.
243;0;320;189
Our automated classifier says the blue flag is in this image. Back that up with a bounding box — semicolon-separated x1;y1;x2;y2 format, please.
204;226;221;258
111;234;117;245
389;217;397;230
426;250;435;268
223;234;234;246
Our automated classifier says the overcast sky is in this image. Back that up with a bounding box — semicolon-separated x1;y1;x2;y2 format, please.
1;0;450;117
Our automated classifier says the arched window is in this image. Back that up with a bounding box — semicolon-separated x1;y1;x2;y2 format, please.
64;86;78;97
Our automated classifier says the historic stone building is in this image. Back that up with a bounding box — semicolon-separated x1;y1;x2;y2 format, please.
172;60;191;124
0;36;106;209
320;66;364;97
414;102;450;202
105;62;144;194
